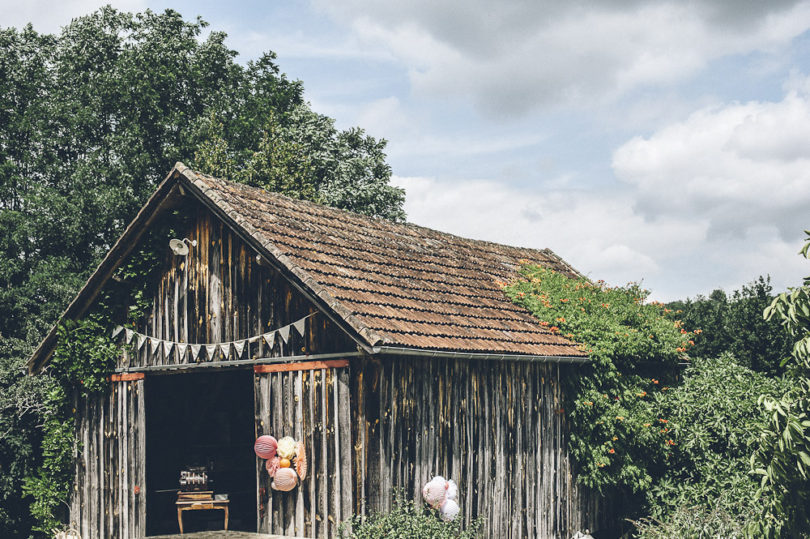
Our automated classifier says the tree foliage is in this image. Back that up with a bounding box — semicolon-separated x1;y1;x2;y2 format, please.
748;232;810;537
0;7;404;536
667;276;792;375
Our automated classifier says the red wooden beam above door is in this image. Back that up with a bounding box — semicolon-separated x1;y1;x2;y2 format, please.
253;359;349;373
109;372;145;382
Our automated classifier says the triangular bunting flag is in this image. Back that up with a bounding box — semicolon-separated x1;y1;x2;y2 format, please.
205;344;219;360
137;334;148;350
233;340;246;357
177;343;188;360
190;344;202;361
248;336;261;344
150;338;161;353
292;318;306;337
112;326;124;339
278;325;290;344
163;341;174;357
125;329;135;344
263;332;276;348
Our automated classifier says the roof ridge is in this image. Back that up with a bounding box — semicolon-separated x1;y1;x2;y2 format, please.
191;167;580;275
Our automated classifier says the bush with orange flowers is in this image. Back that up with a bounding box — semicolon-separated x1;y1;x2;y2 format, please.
505;264;693;494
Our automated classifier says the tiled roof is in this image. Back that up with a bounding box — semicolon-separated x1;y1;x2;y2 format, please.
182;166;585;358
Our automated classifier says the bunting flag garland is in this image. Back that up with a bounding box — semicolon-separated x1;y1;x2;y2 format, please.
293;318;306;337
278;325;290;344
112;312;316;362
263;331;276;348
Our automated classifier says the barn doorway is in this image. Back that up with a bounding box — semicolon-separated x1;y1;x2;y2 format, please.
144;369;255;535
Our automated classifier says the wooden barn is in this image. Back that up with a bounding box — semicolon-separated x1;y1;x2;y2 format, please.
28;163;607;538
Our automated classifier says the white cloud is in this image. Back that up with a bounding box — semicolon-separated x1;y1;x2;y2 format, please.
315;0;810;115
0;0;145;34
391;79;810;300
613;80;810;239
393;173;807;301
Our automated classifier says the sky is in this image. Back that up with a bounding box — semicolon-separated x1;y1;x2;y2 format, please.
5;0;810;300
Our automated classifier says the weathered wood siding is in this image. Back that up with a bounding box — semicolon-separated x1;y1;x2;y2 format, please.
122;203;354;370
354;356;604;539
254;364;352;538
71;379;146;538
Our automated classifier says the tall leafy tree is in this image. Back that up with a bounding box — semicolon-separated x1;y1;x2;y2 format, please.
0;7;403;536
750;233;810;537
668;276;792;374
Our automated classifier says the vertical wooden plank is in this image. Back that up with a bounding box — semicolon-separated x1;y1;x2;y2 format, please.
137;378;147;537
305;370;316;538
295;371;305;537
120;382;128;539
209;221;222;356
124;382;135;537
322;368;332;537
312;369;324;538
337;367;352;530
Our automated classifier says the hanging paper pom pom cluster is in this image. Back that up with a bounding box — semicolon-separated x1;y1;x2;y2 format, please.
254;435;307;492
422;476;460;521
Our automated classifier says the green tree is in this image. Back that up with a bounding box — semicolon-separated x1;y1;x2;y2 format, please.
668;276;792;375
749;232;810;537
0;7;404;536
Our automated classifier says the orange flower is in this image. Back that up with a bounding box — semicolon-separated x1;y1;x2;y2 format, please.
584;401;593;406
659;418;668;423
643;423;651;427
556;317;566;323
652;379;659;384
539;321;549;326
549;326;560;333
608;448;615;454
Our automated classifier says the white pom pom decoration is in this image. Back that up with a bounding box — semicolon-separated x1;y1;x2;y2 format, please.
421;476;447;508
446;479;458;501
440;499;460;521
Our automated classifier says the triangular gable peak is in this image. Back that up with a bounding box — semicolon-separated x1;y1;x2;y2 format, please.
28;163;586;373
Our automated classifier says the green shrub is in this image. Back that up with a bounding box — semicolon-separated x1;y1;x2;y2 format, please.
630;502;752;539
339;491;483;539
641;354;786;531
504;265;690;494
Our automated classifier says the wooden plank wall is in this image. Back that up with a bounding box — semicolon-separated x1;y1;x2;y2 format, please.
123;204;354;370
70;379;146;538
254;366;352;538
355;356;605;539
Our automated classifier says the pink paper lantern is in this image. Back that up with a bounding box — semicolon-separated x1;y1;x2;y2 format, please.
254;435;278;459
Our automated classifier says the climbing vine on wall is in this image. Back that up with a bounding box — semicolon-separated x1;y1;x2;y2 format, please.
504;264;695;495
22;214;183;533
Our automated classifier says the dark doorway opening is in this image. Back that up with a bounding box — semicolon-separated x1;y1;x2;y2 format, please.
145;369;255;535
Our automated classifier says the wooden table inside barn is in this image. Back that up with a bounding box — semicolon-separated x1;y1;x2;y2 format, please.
176;497;229;534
